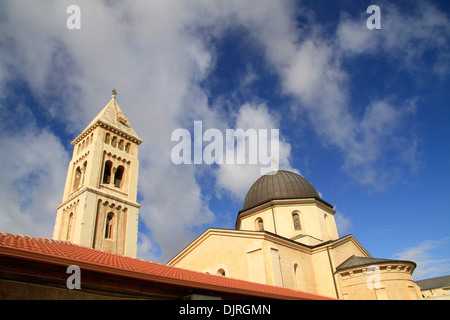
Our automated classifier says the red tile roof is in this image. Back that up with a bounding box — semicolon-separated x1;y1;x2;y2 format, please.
0;232;333;300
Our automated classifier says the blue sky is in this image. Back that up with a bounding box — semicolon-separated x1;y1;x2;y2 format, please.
0;0;449;281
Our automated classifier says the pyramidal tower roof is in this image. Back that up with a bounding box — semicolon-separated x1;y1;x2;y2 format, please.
72;92;142;145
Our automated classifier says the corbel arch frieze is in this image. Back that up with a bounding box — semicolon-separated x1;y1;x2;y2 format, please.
62;199;80;213
100;199;128;212
73;151;90;166
104;152;130;166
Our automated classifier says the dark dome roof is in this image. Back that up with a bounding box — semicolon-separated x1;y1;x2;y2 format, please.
241;170;321;211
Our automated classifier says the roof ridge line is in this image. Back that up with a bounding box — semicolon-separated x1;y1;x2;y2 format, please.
0;232;81;246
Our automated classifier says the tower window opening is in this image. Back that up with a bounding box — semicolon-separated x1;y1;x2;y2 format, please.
114;165;125;188
118;139;124;151
105;212;115;239
111;136;117;147
66;212;73;240
105;133;111;144
103;160;112;184
82;161;87;185
73;166;82;191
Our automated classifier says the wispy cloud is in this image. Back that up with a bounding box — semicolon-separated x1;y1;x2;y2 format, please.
0;0;447;263
0;103;69;237
334;211;353;235
393;238;450;280
260;1;446;189
214;102;294;201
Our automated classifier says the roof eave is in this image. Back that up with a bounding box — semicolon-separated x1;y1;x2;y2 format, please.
71;119;143;145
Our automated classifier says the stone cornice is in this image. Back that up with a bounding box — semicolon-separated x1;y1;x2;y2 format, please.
57;187;141;210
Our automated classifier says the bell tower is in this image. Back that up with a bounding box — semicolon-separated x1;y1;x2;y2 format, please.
53;91;142;258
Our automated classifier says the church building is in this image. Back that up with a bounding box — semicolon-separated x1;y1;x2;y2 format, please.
168;170;422;300
53;91;142;258
0;94;429;300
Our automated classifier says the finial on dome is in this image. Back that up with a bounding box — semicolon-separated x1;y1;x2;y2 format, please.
112;89;117;99
272;157;278;171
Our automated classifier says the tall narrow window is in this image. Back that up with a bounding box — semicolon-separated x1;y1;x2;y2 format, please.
292;212;301;230
114;165;124;188
255;218;264;231
111;136;117;147
103;160;112;184
105;132;111;144
118;139;124;151
125;142;131;153
294;263;302;290
66;212;73;240
105;212;114;239
73;166;82;190
81;161;87;186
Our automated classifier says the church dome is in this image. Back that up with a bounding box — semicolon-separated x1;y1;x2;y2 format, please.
241;170;321;212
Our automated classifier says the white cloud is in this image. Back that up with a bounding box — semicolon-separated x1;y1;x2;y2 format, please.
215;102;294;200
336;16;376;55
0;104;69;237
393;238;450;280
334;211;352;235
0;0;447;263
0;1;222;262
251;2;445;189
336;1;450;75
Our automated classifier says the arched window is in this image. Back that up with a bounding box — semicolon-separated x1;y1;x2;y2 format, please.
105;212;114;239
217;268;226;277
292;212;301;231
294;263;302;290
66;212;73;240
125;142;131;153
82;161;87;185
73;166;82;190
111;136;117;148
102;160;112;184
105;133;111;144
118;139;124;151
255;218;264;231
114;165;125;188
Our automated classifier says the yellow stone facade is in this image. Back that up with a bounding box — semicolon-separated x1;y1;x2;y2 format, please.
169;171;422;300
52;94;422;299
337;260;421;300
53;94;142;258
